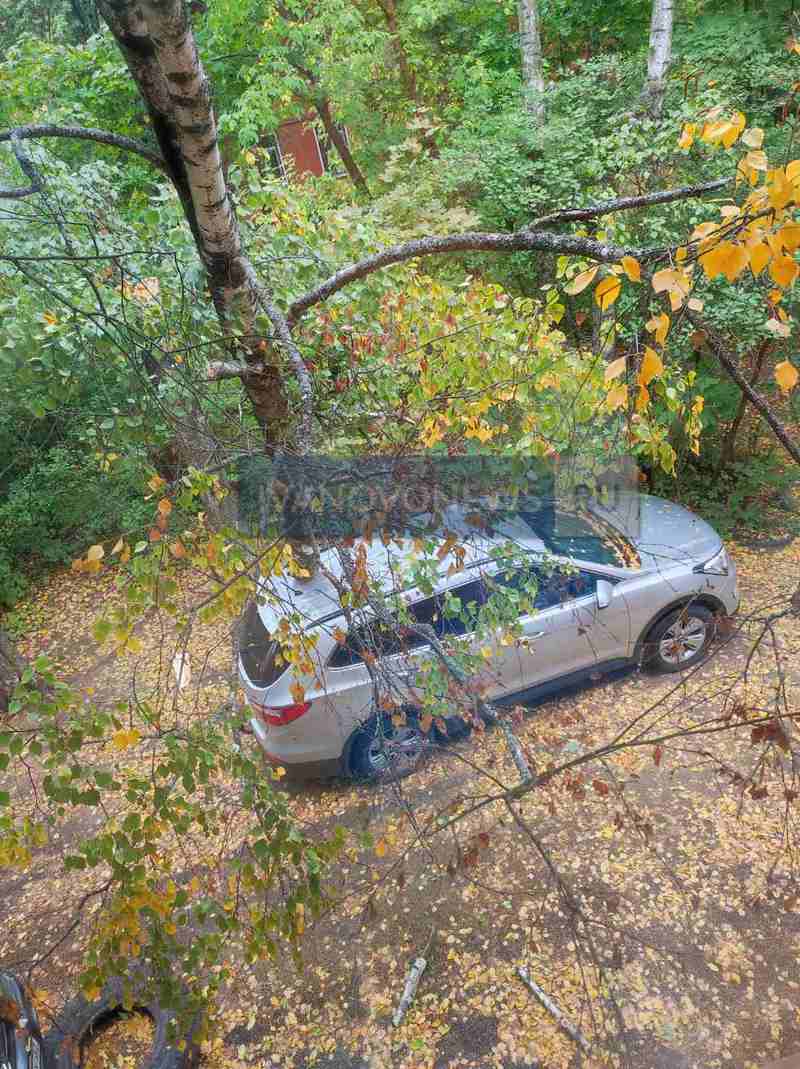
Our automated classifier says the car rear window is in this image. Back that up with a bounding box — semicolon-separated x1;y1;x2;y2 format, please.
239;600;284;687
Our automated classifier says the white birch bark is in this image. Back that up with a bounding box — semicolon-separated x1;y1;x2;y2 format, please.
517;0;545;123
642;0;674;119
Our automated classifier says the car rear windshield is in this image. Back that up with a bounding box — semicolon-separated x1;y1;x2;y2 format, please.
240;600;284;687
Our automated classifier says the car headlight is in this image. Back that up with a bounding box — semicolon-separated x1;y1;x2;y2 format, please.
694;546;729;576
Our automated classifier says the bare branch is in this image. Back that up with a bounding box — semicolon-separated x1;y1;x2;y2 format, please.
529;177;730;228
289;230;659;322
0;124;168;174
685;309;800;468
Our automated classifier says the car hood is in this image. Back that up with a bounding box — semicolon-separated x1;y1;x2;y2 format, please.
592;494;722;568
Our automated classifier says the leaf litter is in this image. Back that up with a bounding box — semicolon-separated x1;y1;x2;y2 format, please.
1;536;800;1068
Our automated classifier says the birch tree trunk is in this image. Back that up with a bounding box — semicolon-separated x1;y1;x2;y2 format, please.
517;0;546;123
642;0;674;119
97;0;291;444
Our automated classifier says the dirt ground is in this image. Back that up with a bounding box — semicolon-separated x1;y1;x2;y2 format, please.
1;536;800;1069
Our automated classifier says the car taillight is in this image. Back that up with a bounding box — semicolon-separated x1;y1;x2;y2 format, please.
255;701;311;726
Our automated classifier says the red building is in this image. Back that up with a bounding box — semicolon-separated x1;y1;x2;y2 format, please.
267;118;348;179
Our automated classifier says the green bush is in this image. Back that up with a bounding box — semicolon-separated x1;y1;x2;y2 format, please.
0;447;152;607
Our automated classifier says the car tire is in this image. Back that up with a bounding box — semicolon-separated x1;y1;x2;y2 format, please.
642;605;716;673
432;714;472;744
347;708;427;781
45;976;200;1069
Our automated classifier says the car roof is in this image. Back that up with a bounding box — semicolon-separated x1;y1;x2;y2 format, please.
254;499;644;633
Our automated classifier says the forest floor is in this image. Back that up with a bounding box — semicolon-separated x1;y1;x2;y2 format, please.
2;535;800;1069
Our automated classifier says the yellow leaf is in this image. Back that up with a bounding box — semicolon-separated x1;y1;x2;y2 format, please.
786;159;800;183
42;311;58;326
595;275;621;310
768;170;794;211
112;728;141;751
111;538;124;555
605;384;628;411
742;127;764;149
120;544;131;564
158;498;172;516
87;544;105;562
775;361;799;392
635;385;650;412
678;124;695;150
168;540;186;559
691;221;717;243
722;245;749;282
748;242;772;276
646;312;670;345
565;265;599;295
700;241;748;282
765;319;791;338
779;224;800;252
651;268;674;293
745;150;768;171
620;256;641;282
375;840;387;857
769;255;800;288
638;347;663;387
604;356;627;382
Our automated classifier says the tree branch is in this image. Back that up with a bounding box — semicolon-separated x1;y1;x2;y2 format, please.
0;124;167;174
243;263;314;447
685;309;800;468
206;360;252;381
0;131;43;199
528;177;731;228
289;230;660;322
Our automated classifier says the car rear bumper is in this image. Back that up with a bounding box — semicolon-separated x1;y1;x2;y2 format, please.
250;717;343;780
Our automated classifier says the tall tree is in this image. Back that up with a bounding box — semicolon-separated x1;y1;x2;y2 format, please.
642;0;674;118
517;0;546;122
372;0;418;103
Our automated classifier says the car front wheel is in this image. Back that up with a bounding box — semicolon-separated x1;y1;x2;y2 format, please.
643;604;716;673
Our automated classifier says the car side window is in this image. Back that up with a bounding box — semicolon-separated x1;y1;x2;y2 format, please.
328;578;487;668
328;617;422;669
412;578;486;638
494;565;602;612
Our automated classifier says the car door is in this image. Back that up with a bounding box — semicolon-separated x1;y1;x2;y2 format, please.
487;561;630;696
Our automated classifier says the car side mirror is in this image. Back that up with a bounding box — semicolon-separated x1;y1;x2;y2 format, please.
596;579;614;610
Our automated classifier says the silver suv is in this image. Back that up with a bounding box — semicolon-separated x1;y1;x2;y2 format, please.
239;494;738;780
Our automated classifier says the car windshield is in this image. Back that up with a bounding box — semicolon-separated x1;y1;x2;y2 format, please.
516;507;641;569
